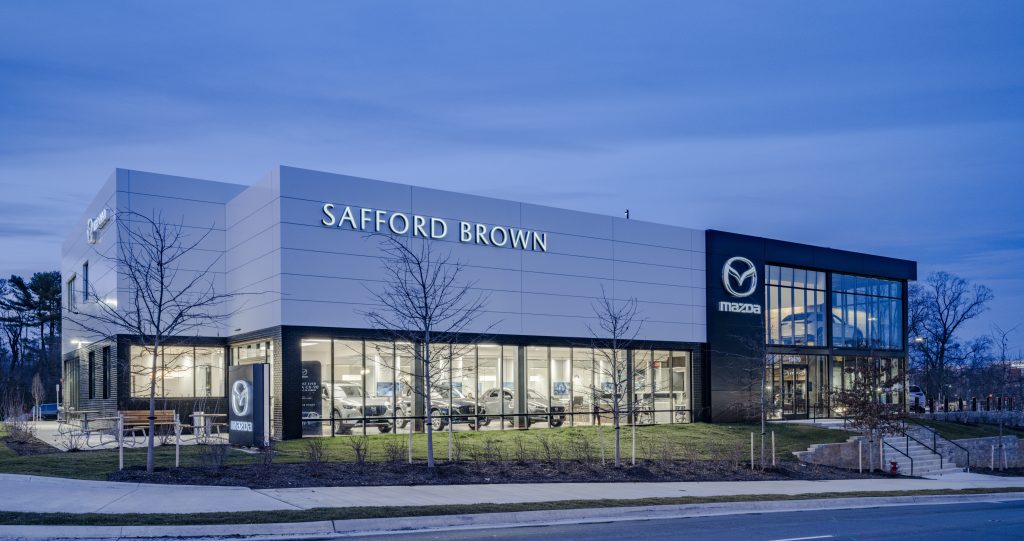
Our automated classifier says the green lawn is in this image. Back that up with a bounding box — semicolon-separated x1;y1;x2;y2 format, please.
914;419;1024;441
0;422;852;481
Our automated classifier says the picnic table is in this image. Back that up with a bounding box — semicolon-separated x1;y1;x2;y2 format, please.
189;412;227;441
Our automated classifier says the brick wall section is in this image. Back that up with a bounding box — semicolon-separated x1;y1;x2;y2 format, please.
229;326;285;440
62;339;118;418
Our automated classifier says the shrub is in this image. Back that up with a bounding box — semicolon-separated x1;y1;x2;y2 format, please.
305;438;327;474
256;441;275;473
381;436;405;463
345;435;369;465
480;436;504;463
451;433;465;463
199;444;230;471
534;431;561;463
565;431;595;463
511;433;529;463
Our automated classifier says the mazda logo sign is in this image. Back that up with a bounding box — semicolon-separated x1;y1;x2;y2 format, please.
231;380;251;417
722;256;757;298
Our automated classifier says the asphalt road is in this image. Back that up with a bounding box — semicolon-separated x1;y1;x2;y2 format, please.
341;500;1024;541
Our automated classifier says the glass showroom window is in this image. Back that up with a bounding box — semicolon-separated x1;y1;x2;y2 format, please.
832;274;903;349
527;346;549;426
367;341;397;427
550;347;571;427
333;340;366;435
502;345;518;427
550;347;572;405
299;339;331;436
631;349;651;421
765;265;828;346
477;344;500;428
129;345;226;398
129;346;159;397
194;347;224;398
571;347;595;426
594;348;617;425
668;351;691;422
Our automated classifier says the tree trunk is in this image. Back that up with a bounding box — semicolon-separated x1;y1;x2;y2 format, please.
612;347;621;467
147;341;160;474
423;335;435;468
38;322;45;367
760;356;767;469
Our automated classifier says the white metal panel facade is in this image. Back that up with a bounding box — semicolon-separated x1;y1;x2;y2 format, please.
63;166;708;351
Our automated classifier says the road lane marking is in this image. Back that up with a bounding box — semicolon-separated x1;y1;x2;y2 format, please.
769;536;834;541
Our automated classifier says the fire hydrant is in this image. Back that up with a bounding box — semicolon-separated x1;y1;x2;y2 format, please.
889;461;900;475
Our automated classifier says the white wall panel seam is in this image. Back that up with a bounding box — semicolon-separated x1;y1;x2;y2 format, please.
226;196;281;232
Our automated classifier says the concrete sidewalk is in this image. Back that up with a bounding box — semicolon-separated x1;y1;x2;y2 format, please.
1;472;1022;515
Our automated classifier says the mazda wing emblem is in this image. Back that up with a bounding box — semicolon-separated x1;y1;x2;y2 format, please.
722;256;757;298
231;380;251;417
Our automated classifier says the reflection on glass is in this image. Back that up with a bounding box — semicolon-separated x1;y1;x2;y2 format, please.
130;345;226;399
832;274;902;349
765;265;827;347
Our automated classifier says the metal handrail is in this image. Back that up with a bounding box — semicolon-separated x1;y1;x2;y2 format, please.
906;419;971;473
883;438;914;476
903;430;943;470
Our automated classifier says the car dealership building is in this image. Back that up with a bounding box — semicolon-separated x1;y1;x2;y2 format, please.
61;166;916;440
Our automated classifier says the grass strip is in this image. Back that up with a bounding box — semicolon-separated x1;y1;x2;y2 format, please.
2;487;1023;526
0;423;851;481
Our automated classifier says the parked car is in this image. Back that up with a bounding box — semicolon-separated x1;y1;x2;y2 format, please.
34;403;59;420
479;387;567;427
908;385;927;413
322;383;393;435
779;311;863;346
394;384;486;431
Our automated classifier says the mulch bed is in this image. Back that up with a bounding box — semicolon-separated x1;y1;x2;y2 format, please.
108;459;890;489
1;434;61;456
973;468;1024;477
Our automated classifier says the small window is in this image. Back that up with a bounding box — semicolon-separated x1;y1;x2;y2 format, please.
87;351;95;400
82;262;89;302
66;276;77;312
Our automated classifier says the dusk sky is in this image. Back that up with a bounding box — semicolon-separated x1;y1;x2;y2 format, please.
1;2;1021;349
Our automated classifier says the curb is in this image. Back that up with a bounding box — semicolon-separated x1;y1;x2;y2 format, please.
2;492;1023;540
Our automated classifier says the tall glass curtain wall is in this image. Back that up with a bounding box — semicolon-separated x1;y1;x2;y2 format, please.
129;346;225;398
832;274;903;350
765;265;906;418
765;266;828;346
298;339;692;436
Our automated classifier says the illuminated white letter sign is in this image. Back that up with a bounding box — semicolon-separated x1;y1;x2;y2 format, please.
86;208;114;244
319;204;549;252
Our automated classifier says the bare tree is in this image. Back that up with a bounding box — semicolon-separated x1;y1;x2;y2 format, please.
990;325;1018;441
30;373;44;422
588;287;643;467
830;359;906;471
69;210;234;474
0;279;28;372
363;235;489;468
910;272;993;409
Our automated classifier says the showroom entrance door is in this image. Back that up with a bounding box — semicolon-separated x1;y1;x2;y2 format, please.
776;364;808;418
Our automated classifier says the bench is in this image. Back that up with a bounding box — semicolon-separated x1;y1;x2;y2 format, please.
120;410;180;441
